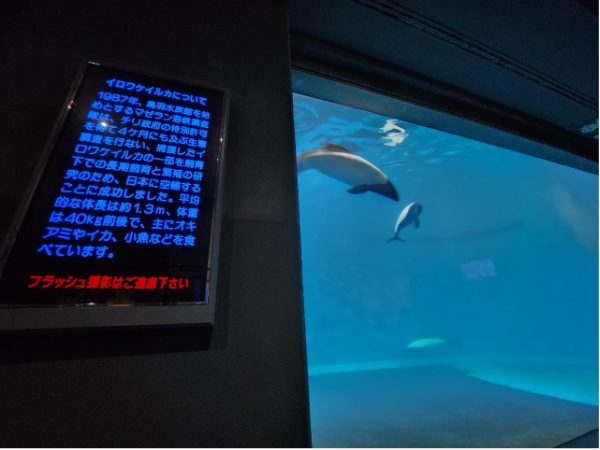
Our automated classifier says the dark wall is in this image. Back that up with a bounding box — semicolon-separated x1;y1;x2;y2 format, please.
0;0;310;446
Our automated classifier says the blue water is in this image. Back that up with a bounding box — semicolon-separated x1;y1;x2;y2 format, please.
293;93;599;447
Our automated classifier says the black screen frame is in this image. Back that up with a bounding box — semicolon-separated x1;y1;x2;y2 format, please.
0;61;229;330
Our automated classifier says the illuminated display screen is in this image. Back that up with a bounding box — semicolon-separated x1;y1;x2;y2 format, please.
0;63;227;307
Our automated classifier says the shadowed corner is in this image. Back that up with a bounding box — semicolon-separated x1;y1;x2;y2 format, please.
0;325;213;365
308;365;599;448
556;428;599;447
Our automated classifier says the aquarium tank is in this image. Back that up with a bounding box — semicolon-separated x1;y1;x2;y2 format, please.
292;77;598;447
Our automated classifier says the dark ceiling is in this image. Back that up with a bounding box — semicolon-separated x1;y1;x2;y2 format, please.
288;0;598;152
1;0;597;158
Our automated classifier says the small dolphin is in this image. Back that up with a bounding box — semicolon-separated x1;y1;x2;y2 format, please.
406;338;446;349
380;118;406;134
380;119;409;147
382;131;408;147
388;202;422;242
403;337;463;358
297;143;399;201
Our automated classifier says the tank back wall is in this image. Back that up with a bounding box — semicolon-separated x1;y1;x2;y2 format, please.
0;0;309;447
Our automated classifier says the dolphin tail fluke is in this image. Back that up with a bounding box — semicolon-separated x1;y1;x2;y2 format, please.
387;236;405;243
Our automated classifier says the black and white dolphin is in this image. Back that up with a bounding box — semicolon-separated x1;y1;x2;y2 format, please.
297;143;399;201
388;202;423;242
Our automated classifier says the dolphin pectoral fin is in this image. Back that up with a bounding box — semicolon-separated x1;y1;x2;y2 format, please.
367;181;399;201
348;185;369;194
348;182;399;201
414;217;420;228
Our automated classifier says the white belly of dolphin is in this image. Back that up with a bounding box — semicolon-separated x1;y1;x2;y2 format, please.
395;202;416;233
302;151;388;187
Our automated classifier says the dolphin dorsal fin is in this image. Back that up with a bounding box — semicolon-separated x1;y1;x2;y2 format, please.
322;142;353;153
